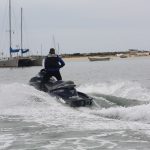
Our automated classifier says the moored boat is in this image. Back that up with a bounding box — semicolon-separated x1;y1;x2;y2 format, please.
0;0;42;67
88;56;111;61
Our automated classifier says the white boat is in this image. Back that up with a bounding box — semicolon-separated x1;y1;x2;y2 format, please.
0;0;33;67
0;58;18;67
88;56;111;61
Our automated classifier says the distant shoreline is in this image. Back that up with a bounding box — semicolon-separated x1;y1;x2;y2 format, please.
62;49;150;61
63;54;150;61
62;49;149;57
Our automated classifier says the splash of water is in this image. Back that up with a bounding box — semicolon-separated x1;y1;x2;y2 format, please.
78;80;150;101
77;80;150;123
1;81;150;130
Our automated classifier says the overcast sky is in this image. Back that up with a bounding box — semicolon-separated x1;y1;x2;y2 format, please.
0;0;150;55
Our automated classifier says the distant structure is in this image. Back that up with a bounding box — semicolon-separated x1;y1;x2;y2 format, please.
0;0;43;67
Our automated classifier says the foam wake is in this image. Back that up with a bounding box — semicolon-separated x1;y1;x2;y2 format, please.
78;80;150;102
77;80;150;123
0;82;150;130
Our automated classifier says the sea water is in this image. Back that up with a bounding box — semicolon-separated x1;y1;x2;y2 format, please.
0;57;150;150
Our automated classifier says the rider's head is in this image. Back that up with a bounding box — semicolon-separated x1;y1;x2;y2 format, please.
49;48;55;54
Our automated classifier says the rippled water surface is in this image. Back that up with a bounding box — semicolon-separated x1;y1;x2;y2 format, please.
1;57;150;150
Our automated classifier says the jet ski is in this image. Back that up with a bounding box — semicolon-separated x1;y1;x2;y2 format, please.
29;69;93;107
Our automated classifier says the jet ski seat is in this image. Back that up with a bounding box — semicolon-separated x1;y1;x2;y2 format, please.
45;79;76;91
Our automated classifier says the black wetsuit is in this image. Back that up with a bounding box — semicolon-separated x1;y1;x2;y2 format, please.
44;54;65;81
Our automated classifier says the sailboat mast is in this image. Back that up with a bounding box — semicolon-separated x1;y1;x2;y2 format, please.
21;7;23;57
53;35;56;49
57;43;60;55
9;0;12;57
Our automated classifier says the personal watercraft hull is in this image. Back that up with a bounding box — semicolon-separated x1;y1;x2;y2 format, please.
51;91;92;107
29;72;93;107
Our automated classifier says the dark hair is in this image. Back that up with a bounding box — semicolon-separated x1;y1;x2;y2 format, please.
49;48;55;54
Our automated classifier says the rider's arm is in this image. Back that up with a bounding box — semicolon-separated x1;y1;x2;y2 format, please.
58;56;65;68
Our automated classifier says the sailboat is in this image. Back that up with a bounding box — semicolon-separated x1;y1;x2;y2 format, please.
19;7;43;66
17;7;33;67
0;0;32;67
19;7;44;66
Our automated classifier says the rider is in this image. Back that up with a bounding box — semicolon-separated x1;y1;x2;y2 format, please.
43;48;65;82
